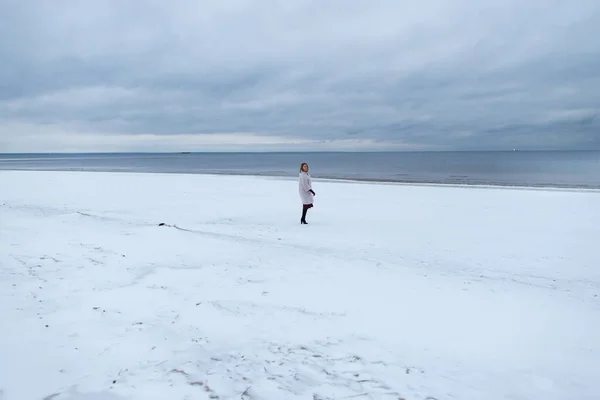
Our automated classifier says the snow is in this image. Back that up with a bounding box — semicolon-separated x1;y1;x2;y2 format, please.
1;170;599;400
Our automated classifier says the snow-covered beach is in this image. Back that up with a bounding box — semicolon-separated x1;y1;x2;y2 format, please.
1;170;599;400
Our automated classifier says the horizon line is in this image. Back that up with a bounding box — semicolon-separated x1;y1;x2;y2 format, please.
2;149;598;155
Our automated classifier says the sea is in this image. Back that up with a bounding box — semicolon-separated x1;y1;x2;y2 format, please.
1;151;599;189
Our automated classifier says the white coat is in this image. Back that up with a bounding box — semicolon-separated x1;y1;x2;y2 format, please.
298;172;314;205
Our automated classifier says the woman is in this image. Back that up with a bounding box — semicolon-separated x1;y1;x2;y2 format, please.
298;162;316;224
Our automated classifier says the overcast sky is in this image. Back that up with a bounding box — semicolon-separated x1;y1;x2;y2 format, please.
1;0;599;152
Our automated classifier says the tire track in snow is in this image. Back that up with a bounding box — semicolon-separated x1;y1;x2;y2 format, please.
208;300;347;319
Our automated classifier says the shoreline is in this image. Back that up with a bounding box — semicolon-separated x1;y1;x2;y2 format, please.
3;167;600;193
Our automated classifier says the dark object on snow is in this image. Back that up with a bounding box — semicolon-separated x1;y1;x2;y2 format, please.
158;223;166;226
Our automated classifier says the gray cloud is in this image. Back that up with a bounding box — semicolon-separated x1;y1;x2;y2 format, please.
1;0;599;152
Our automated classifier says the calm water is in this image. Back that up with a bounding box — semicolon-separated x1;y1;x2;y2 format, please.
1;151;599;189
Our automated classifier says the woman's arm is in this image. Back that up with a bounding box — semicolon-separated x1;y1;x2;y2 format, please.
300;174;315;195
300;174;312;191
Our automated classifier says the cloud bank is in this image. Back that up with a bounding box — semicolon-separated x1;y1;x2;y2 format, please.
1;0;599;152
